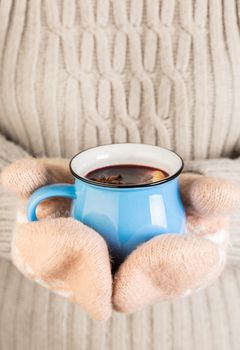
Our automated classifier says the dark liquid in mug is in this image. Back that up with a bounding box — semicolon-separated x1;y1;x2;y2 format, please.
85;164;169;185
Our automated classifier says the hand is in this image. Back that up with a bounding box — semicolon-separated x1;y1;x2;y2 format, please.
112;173;240;313
1;158;112;320
2;159;240;319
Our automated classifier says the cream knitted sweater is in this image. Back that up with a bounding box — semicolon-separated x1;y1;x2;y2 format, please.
1;1;240;349
1;0;240;261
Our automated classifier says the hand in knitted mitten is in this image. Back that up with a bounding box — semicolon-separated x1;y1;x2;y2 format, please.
1;158;112;320
1;158;74;219
112;174;240;313
2;159;240;319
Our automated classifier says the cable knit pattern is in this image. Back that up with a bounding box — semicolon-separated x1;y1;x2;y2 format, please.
0;0;240;160
0;0;240;261
1;1;240;348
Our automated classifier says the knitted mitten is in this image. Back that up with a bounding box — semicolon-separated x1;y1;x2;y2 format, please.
112;174;240;313
1;158;112;320
2;159;240;319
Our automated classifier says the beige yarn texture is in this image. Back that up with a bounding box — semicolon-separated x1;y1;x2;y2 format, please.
0;0;240;160
0;0;240;263
3;158;238;321
1;0;240;348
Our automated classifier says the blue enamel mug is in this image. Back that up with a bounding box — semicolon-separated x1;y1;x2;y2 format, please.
27;144;186;262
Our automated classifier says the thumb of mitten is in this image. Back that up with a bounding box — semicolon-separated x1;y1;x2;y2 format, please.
1;158;73;199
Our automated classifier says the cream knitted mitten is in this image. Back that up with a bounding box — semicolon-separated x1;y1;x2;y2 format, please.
1;158;112;320
1;158;240;319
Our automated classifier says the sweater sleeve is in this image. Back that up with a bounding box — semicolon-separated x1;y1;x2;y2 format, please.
185;158;240;266
0;133;29;260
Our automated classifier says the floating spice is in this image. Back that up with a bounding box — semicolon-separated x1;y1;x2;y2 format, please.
90;175;123;184
86;164;169;185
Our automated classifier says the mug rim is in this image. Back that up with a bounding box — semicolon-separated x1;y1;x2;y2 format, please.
69;143;184;189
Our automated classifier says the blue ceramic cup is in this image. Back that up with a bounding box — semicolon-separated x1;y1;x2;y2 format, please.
27;144;186;261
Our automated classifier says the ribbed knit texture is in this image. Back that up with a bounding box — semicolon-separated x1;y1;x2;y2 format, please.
0;135;28;260
0;0;240;260
1;0;240;348
1;257;240;350
1;0;240;160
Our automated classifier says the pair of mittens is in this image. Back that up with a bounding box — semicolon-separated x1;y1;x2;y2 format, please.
1;158;239;320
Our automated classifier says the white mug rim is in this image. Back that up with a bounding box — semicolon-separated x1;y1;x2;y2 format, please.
69;143;184;189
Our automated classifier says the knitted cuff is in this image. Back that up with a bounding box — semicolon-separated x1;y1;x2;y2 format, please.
185;157;240;266
0;134;29;260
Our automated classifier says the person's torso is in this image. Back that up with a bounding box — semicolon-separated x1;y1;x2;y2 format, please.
0;0;239;160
